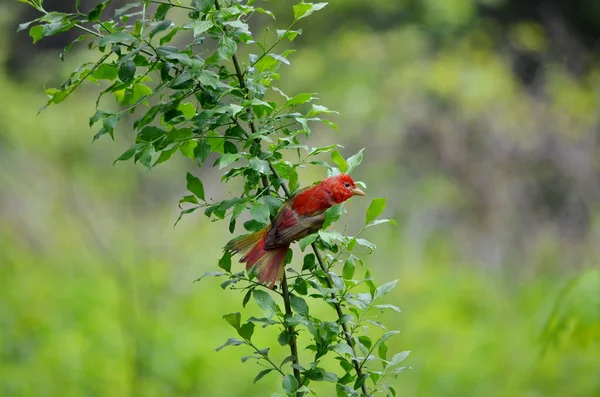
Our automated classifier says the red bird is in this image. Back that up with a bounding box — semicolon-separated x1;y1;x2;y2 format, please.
226;174;366;288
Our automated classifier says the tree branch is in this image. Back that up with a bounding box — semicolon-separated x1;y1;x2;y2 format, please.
214;1;303;395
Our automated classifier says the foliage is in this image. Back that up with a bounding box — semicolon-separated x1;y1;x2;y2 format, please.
541;269;600;350
19;0;406;395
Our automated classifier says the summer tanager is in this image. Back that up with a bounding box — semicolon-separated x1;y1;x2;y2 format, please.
226;174;365;288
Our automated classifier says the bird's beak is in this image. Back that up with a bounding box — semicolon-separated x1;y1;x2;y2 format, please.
352;187;366;196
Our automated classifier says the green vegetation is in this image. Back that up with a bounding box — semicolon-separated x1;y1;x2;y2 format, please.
2;0;599;396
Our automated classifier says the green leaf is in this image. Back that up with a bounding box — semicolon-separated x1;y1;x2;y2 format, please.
244;220;268;232
302;253;315;271
250;202;270;224
288;168;299;193
290;294;309;316
282;374;298;395
113;145;137;165
238;322;255;340
219;153;240;169
194;140;212;164
99;31;136;47
378;342;388;361
322;204;343;229
293;2;328;21
218;250;232;272
219;35;237;59
342;256;356;280
215;337;244;352
249;157;270;174
118;60;136;83
155;3;171;20
192;0;213;12
114;3;141;18
149;20;172;39
93;63;117;80
375;280;398;300
177;102;196;119
190;20;213;36
194;271;225;282
186;172;205;201
331;151;347;173
390;351;410;366
29;25;44;43
375;304;402;313
285;92;314;107
299;234;317;251
253;290;277;314
223;312;241;330
366;197;386;225
253;368;274;383
346;148;364;174
179;140;197;159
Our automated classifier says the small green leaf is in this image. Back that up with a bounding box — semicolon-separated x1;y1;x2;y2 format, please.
331;151;347;173
390;351;411;365
375;280;398;300
342;256;356;280
194;271;225;282
366;197;386;224
253;290;277;314
192;0;213;12
219;35;237;59
99;31;136;47
290;294;309;316
285;92;314;107
299;234;317;251
118;60;136;83
29;25;44;43
282;374;298;395
190;20;213;36
293;2;328;21
219;153;240;169
149;20;172;39
223;312;241;330
358;335;372;350
253;368;274;383
346;148;364;174
215;337;244;352
250;202;270;224
375;304;402;313
378;342;388;361
93;63;118;80
218;250;232;272
238;322;255;340
249;157;270;174
113;145;138;165
186;172;205;201
155;3;171;20
322;204;343;229
302;253;315;271
177;102;196;119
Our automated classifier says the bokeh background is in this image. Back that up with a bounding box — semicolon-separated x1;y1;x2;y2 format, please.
1;0;599;396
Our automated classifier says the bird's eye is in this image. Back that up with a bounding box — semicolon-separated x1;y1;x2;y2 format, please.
344;182;350;188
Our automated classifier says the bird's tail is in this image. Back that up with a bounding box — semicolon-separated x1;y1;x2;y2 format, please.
225;228;289;288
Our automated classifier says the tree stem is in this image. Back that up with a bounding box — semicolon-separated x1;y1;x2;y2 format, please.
214;1;303;395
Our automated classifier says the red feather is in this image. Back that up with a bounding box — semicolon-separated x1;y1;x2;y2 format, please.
226;174;364;288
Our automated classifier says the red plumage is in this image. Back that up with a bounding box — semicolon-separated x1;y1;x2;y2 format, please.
226;174;365;288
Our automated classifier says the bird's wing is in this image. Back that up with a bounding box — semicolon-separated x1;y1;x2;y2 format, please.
265;206;324;249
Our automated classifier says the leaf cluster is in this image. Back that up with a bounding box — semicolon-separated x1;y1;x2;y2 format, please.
21;0;409;395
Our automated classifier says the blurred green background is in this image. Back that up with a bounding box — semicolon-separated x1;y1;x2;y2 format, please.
1;0;599;396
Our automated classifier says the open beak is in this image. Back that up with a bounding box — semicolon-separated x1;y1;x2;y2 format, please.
351;187;366;196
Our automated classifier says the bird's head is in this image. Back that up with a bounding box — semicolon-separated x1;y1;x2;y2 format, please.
321;174;366;204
